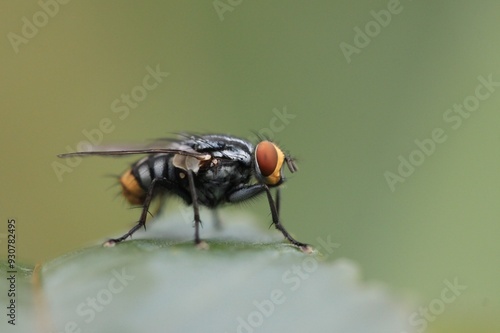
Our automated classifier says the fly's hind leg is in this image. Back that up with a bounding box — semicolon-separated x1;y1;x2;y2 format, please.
104;178;164;247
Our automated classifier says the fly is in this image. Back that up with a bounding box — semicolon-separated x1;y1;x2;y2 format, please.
58;134;310;251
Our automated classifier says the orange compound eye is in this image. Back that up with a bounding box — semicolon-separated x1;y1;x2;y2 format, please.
256;141;279;177
255;141;285;185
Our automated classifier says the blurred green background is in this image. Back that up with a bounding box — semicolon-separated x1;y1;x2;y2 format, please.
1;1;499;332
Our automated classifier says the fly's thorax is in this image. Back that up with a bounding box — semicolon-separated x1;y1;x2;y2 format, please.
172;154;204;173
194;160;253;207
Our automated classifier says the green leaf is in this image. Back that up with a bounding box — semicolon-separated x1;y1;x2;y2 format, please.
1;212;415;333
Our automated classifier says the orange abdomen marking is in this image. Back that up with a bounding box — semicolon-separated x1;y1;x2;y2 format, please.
119;169;146;205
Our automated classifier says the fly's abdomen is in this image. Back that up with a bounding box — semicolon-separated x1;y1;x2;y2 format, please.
119;169;146;205
119;154;171;205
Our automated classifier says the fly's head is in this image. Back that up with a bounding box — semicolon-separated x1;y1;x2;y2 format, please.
254;141;297;186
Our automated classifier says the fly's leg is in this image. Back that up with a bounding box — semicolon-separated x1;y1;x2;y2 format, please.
275;187;281;217
211;209;222;230
154;192;167;216
104;178;163;246
263;185;311;252
186;170;207;248
227;184;311;252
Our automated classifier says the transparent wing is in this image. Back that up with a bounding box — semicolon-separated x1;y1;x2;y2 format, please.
58;147;211;160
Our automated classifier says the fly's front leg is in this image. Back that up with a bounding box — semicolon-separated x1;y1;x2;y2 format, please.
228;184;311;252
263;186;311;252
104;177;164;246
275;187;281;217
